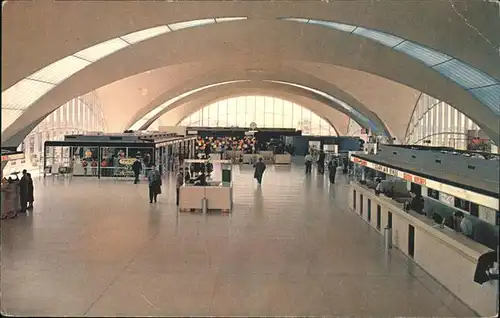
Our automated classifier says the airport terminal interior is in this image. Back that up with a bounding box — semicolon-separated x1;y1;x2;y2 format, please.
1;0;499;317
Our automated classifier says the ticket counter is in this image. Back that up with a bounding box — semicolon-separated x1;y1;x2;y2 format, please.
349;182;497;316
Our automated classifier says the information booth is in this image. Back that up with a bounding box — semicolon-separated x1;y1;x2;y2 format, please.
179;159;233;213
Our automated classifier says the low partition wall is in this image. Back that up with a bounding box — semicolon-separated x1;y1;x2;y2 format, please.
179;184;233;211
348;183;496;317
274;153;292;165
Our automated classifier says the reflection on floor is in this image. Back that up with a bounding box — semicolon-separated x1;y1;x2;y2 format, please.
1;164;477;317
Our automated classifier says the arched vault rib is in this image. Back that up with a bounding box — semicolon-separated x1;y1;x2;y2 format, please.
159;88;351;136
123;68;393;138
2;20;498;146
136;80;379;137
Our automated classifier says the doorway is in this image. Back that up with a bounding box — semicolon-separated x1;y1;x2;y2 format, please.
367;199;371;222
408;225;415;258
376;205;381;230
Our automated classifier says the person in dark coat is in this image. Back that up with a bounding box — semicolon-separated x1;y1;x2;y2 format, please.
26;173;34;209
328;159;338;184
317;150;326;174
19;169;29;212
253;158;266;185
147;164;162;203
132;159;142;184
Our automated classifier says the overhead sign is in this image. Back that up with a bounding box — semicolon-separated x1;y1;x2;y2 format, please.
1;153;25;162
350;155;498;211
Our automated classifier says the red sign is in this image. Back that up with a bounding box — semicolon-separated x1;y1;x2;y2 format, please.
360;160;367;166
413;176;427;185
403;173;413;181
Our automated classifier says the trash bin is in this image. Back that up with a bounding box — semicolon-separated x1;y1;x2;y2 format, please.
384;226;392;250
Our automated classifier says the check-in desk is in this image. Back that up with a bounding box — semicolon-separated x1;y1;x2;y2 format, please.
274;153;292;164
179;182;233;211
349;182;496;316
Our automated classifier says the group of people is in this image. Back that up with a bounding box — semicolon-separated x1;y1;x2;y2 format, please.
304;150;339;184
1;169;35;220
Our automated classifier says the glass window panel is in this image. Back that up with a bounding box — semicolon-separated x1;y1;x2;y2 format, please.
433;59;497;89
255;96;265;127
394;41;452;67
236;97;246;127
209;103;218;126
227;98;237;126
245;96;256;125
353;27;404;47
168;18;216;31
74;38;129;62
273;98;284;128
28;55;90;84
121;25;171;44
292;103;302;129
306;19;357;32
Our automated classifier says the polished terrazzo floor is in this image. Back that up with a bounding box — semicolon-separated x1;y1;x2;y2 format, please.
1;163;477;317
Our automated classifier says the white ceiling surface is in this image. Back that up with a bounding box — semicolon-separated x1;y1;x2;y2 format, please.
154;88;351;135
94;63;204;133
1;0;499;146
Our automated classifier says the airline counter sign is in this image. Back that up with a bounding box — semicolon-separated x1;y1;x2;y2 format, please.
352;157;367;166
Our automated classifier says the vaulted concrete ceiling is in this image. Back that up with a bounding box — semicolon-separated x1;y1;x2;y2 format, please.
2;0;499;146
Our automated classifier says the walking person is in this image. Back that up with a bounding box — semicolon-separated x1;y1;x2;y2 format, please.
19;169;29;213
253;157;266;186
305;152;313;174
176;169;184;206
328;159;338;184
317;150;326;175
26;172;34;209
132;158;142;184
147;164;162;203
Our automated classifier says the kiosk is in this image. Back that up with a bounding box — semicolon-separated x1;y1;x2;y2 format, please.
179;159;233;213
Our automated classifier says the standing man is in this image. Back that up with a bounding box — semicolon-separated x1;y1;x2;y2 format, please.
305;152;313;174
19;169;29;212
147;164;162;203
253;158;266;186
132;158;142;184
317;150;326;175
328;159;338;184
176;169;184;206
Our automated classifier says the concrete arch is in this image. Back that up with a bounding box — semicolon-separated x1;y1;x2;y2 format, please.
157;88;352;136
136;80;380;136
2;20;498;145
3;0;497;89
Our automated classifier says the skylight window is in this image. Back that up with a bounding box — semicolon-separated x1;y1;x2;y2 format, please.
215;17;247;23
433;59;498;90
73;38;129;62
352;27;404;47
2;79;54;111
121;25;171;44
468;84;500;115
307;19;357;33
27;55;91;84
394;41;452;67
168;18;216;31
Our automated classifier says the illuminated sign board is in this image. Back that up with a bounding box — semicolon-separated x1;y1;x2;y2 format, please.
350;155;498;211
1;153;25;161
